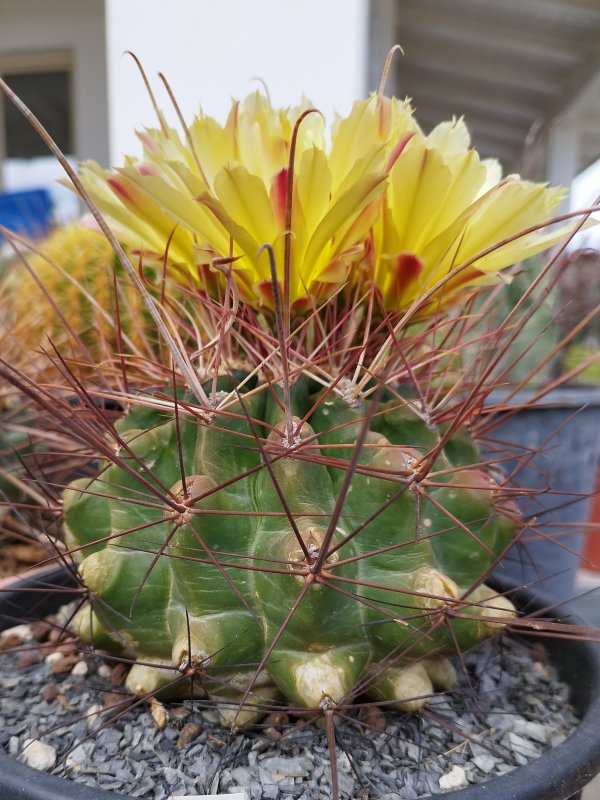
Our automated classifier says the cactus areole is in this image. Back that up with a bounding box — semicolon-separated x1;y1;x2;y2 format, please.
64;377;517;725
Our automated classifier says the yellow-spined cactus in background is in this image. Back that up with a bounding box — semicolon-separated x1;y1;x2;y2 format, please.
1;224;157;384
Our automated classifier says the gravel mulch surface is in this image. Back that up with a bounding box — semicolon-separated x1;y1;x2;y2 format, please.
0;614;579;800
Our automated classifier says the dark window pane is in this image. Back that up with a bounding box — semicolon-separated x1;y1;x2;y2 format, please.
4;71;71;158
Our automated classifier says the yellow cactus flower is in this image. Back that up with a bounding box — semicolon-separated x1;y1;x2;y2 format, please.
370;117;566;313
79;91;567;317
80;92;416;312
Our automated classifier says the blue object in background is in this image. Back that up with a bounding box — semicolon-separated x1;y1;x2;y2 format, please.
0;188;53;242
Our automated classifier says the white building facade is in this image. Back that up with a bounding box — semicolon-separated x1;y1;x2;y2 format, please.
0;0;598;227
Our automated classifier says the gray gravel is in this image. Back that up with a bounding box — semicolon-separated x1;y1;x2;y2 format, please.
0;621;579;800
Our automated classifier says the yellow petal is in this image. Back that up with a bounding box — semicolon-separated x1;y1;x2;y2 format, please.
295;146;332;236
387;135;452;252
189;114;235;188
213;164;278;247
198;192;263;267
426;117;471;160
80;162;194;265
118;165;230;254
304;172;388;271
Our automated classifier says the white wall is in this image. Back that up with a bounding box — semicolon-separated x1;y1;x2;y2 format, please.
105;0;368;163
0;0;110;166
571;157;600;249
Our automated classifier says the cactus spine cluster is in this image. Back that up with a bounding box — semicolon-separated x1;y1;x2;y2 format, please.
65;378;516;724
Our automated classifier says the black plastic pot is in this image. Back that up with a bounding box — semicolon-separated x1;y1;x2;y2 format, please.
1;568;600;800
484;387;600;604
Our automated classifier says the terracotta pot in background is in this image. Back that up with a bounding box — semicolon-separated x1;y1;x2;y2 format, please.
583;470;600;572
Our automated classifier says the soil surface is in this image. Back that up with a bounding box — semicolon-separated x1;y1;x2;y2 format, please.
0;612;579;800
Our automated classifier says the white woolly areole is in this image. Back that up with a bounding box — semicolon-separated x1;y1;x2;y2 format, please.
293;653;347;707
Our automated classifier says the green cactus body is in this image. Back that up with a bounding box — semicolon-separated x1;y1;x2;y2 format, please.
64;379;516;721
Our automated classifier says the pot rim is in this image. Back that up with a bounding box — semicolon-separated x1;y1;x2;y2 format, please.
484;386;600;410
0;568;599;800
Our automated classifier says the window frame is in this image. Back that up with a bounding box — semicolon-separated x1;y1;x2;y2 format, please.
0;49;74;190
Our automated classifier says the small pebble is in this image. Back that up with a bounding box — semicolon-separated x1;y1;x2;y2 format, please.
50;654;81;675
44;651;63;666
264;712;290;727
0;633;24;651
1;624;32;644
439;765;468;790
261;756;311;778
47;628;69;644
20;739;57;771
29;621;51;642
506;731;541;761
150;698;169;729
40;684;59;703
261;786;279;800
97;664;112;680
16;649;42;668
65;744;87;771
102;690;128;710
512;719;548;744
471;753;498;774
358;704;387;731
336;752;351;774
111;662;129;685
176;722;202;748
85;703;104;729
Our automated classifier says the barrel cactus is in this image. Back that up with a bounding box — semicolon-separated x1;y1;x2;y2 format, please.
64;377;517;723
2;72;569;727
